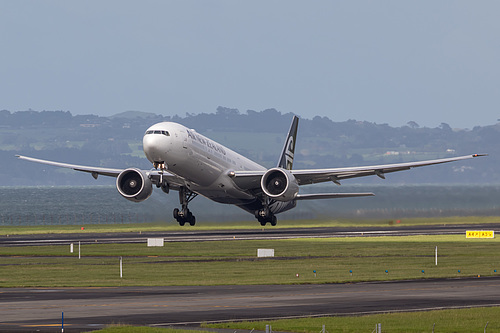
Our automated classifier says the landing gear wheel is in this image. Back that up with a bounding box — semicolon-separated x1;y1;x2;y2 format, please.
271;215;277;226
173;207;196;226
173;187;198;226
189;215;196;226
255;209;277;226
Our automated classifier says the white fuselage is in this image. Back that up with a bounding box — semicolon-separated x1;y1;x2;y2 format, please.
143;122;266;205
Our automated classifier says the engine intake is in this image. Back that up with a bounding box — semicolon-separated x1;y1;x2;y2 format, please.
261;168;299;201
116;168;153;202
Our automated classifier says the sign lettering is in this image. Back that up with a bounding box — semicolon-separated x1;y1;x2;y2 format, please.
466;230;494;238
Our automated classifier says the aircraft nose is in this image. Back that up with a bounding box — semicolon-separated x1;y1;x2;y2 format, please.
143;133;166;163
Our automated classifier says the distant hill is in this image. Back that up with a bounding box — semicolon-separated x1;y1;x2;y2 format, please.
110;111;159;119
0;107;496;185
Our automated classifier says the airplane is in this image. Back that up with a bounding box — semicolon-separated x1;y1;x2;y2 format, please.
17;116;486;226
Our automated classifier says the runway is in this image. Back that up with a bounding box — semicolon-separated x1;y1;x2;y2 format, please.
2;223;500;246
1;278;500;332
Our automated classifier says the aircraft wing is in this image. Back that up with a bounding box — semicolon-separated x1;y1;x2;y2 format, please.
17;155;124;178
291;154;486;185
232;154;486;189
15;155;183;188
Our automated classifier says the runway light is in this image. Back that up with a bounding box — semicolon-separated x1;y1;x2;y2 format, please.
495;269;497;273
458;270;461;273
385;270;388;274
421;270;424;274
296;273;299;278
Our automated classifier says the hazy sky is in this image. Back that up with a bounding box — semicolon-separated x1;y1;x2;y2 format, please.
1;1;498;128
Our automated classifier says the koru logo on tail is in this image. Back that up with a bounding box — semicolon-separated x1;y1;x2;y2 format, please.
285;136;294;170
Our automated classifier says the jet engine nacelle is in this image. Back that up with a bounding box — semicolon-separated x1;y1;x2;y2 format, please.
116;168;153;202
261;168;299;202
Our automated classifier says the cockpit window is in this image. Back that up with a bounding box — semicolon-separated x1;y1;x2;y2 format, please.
145;130;169;136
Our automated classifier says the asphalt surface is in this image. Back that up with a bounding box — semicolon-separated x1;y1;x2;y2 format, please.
1;224;500;332
1;278;500;332
2;223;500;246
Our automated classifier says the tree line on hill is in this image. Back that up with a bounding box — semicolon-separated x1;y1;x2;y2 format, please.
0;107;497;185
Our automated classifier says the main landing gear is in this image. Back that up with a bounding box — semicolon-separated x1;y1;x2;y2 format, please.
255;208;277;226
173;187;197;226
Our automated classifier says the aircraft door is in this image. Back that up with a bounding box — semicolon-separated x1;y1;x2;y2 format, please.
177;130;188;149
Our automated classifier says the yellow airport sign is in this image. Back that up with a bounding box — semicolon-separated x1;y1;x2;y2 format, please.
466;230;494;238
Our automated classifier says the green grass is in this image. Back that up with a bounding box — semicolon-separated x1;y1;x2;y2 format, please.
74;307;500;332
1;216;499;235
204;307;500;333
1;235;499;287
0;222;177;235
81;307;500;332
2;234;500;332
87;327;213;333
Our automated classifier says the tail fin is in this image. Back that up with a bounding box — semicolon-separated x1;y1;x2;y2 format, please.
277;116;299;170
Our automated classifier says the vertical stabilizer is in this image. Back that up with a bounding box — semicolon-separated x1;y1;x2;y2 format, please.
277;116;299;170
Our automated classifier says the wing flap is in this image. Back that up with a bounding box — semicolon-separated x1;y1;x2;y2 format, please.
296;192;374;200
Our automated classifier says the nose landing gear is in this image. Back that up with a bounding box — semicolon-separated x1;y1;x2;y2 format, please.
153;161;166;170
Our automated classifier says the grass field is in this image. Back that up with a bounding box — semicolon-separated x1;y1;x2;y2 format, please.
204;306;500;333
90;328;212;333
1;216;499;235
1;235;498;287
2;227;500;332
43;307;499;332
68;307;500;333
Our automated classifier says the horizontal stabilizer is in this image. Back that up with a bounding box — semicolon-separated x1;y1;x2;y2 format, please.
295;192;374;200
